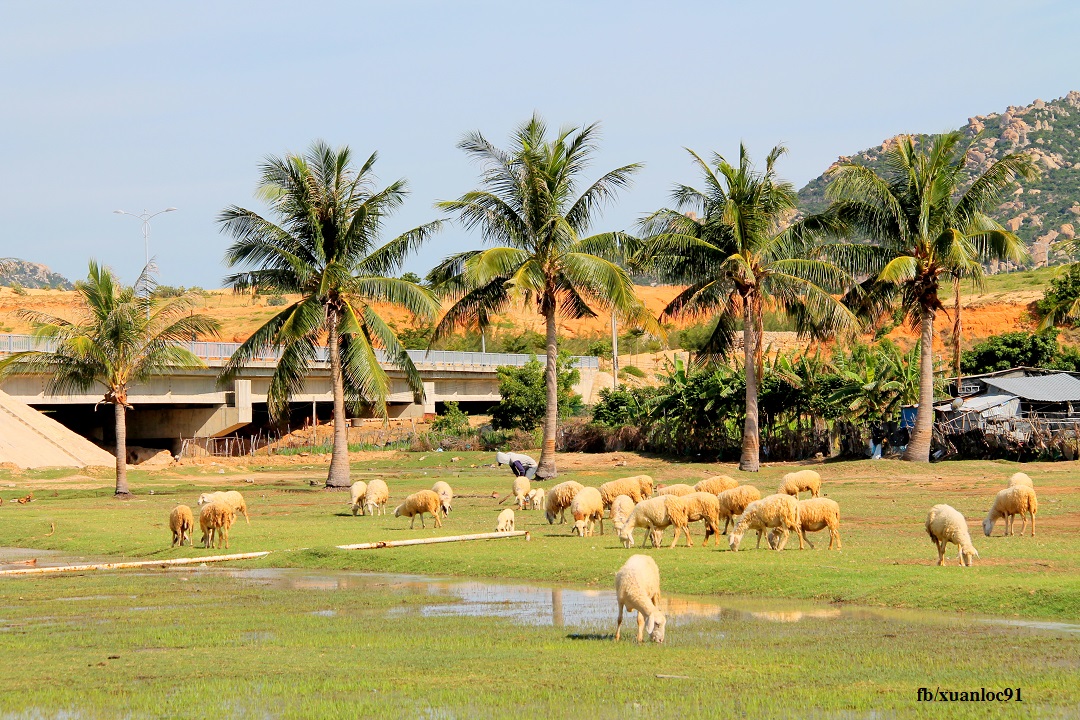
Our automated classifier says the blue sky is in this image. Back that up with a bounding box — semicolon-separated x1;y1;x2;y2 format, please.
2;0;1078;288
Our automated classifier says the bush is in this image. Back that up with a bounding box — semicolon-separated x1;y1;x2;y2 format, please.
431;401;470;435
961;330;1061;374
490;355;581;431
1035;263;1080;327
267;294;287;306
151;285;185;298
620;365;646;379
9;281;26;296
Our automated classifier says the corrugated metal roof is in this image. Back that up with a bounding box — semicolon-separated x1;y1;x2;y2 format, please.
982;373;1080;402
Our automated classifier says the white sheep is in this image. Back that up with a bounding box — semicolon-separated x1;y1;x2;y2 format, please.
983;485;1038;537
598;475;653;507
728;494;802;551
571;486;605;537
926;504;979;566
656;483;695;497
768;497;841;550
198;490;250;524
169;505;194;547
777;470;821;499
431;480;454;515
609;494;636;534
680;491;723;546
349;481;368;516
544;481;584;524
393;490;444;529
694;475;739;496
526;488;546;511
500;476;531;510
1007;472;1033;488
496;508;515;532
716;485;762;534
617;495;690;549
364;479;389;516
614;554;666;644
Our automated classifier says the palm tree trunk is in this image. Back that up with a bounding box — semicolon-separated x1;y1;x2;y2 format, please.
537;304;559;479
904;308;936;463
114;402;130;496
952;277;962;393
740;296;760;472
326;311;351;488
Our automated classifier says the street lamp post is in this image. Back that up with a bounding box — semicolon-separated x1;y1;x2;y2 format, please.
113;207;177;274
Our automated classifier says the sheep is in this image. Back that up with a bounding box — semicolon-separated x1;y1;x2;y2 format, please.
768;498;841;550
199;502;236;549
694;474;739;496
571;487;605;537
198;490;250;524
526;488;546;511
364;479;389;516
617;495;690;549
349;481;368;516
609;494;636;534
499;476;531;510
394;490;444;529
431;480;454;515
496;508;515;532
598;475;653;508
926;504;979;566
656;483;695;497
169;505;194;547
614;554;666;644
728;494;802;551
777;470;821;499
716;485;762;534
983;485;1038;537
544;481;584;524
1007;472;1033;488
680;491;723;546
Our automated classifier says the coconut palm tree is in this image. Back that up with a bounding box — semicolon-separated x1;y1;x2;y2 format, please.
429;115;651;479
637;144;856;471
827;132;1036;462
0;261;219;496
219;140;441;488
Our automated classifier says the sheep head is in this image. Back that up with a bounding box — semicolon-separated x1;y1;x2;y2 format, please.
982;516;995;537
618;526;634;548
393;504;404;518
960;544;979;567
646;611;666;644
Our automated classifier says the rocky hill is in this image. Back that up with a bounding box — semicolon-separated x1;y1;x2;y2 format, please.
798;91;1080;269
0;259;74;290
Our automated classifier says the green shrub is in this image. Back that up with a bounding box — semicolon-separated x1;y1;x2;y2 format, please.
490;355;581;431
431;401;470;435
267;294;287;306
620;365;646;378
10;281;26;296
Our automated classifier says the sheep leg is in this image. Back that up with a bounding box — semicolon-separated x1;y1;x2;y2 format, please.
615;604;624;641
1016;512;1027;536
222;526;229;550
776;529;789;551
435;512;442;529
1029;511;1035;537
792;521;805;550
755;529;764;549
410;516;416;529
420;513;427;529
598;516;604;536
801;529;815;550
829;522;841;550
635;611;646;643
936;541;946;566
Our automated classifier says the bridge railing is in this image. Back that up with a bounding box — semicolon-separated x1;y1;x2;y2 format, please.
0;334;599;370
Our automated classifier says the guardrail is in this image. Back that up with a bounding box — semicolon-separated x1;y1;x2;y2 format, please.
0;334;599;370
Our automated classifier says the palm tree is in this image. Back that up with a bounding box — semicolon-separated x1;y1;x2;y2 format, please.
0;261;219;496
219;140;441;488
827;132;1036;462
638;145;856;471
429;115;651;479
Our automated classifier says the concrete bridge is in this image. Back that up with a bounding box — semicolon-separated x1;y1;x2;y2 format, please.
0;334;599;449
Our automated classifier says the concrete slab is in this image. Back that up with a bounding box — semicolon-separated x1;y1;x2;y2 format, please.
0;390;115;468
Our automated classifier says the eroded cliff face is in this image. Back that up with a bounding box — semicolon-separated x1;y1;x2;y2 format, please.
798;91;1080;270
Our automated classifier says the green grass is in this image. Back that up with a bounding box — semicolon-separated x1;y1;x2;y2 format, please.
1;453;1079;717
962;265;1062;297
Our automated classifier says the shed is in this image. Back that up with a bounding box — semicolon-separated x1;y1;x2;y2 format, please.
981;373;1080;417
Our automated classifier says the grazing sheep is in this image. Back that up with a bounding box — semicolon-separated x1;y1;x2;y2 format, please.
199;502;236;549
431;480;454;514
680;491;723;546
1007;472;1033;488
656;483;695;497
364;479;389;516
198;490;250;524
926;504;979;566
526;488;545;511
618;495;690;549
768;498;841;550
571;487;605;537
500;476;531;510
598;475;653;508
694;475;739;496
614;554;666;644
716;485;762;534
349;481;368;516
169;505;194;547
777;470;821;499
394;490;444;529
983;485;1038;537
609;494;636;533
728;494;802;551
544;481;585;524
496;508;515;532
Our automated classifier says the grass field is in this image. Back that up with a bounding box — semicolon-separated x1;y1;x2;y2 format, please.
1;452;1078;718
